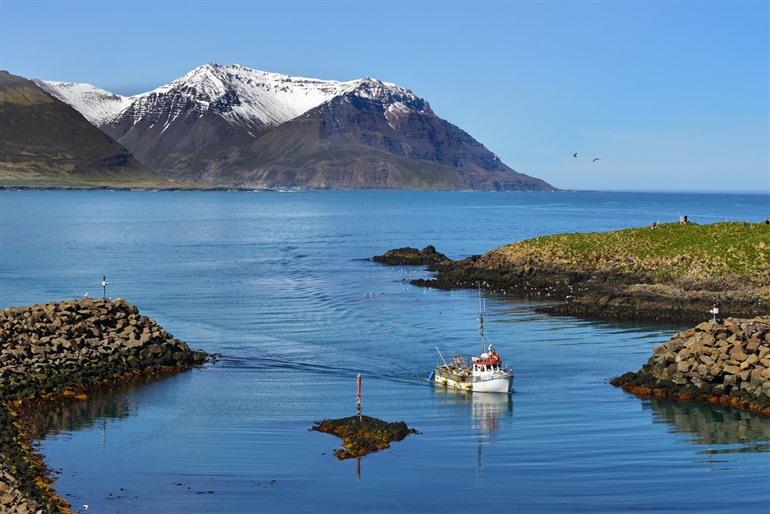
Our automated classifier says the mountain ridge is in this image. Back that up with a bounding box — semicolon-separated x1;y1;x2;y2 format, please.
35;64;556;191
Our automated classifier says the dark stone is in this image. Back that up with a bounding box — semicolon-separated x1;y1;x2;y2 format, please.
372;246;450;267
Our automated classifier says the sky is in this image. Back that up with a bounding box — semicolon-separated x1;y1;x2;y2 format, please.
0;0;767;192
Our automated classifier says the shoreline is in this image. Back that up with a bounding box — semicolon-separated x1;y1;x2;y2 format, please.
0;299;207;512
411;265;766;323
378;222;770;324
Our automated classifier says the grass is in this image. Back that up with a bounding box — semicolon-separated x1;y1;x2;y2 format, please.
0;175;205;189
496;222;770;285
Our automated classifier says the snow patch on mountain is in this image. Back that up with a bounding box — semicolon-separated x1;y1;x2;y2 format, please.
125;63;358;130
37;64;428;132
34;80;133;125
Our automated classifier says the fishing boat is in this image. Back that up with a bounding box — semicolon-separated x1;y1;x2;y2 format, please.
432;291;513;393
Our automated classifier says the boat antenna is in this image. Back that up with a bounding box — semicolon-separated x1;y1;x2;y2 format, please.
478;283;485;354
435;346;448;366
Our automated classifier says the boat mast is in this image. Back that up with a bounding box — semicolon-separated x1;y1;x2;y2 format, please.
478;284;485;355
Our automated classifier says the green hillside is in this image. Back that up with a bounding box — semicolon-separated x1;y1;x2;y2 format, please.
496;222;770;286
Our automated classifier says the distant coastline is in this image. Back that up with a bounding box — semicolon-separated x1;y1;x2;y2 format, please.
377;221;770;323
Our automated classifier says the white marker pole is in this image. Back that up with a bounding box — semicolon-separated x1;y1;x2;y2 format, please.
356;373;362;422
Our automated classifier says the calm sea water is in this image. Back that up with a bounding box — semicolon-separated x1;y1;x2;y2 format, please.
1;190;769;513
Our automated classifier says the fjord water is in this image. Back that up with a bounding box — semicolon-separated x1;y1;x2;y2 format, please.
1;190;769;513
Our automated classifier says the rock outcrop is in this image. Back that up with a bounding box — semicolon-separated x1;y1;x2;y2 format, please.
371;245;449;267
611;316;770;415
312;415;417;460
0;298;206;512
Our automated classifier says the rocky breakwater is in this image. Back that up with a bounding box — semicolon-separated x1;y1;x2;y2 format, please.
0;298;206;513
611;316;770;416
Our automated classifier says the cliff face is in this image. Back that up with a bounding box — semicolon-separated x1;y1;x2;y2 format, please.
612;316;770;415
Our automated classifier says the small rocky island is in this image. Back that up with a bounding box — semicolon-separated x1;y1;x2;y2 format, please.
611;316;770;416
375;221;770;323
372;245;449;266
312;415;417;460
0;298;206;513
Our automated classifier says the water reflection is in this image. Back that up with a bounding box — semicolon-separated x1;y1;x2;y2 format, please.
24;389;134;440
433;389;513;473
470;392;513;435
647;398;770;455
434;389;513;432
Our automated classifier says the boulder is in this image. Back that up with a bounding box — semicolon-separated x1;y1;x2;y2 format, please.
372;245;450;266
611;316;770;416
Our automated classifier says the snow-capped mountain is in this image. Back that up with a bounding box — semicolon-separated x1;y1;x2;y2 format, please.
39;63;421;132
36;64;554;190
136;64;384;129
33;80;132;125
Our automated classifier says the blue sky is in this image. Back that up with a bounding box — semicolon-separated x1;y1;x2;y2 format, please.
1;0;767;191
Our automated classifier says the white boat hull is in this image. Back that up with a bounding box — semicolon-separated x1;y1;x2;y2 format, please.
471;375;512;393
434;373;512;394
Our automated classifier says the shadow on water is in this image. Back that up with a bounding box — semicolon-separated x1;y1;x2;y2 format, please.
488;291;690;333
646;398;770;455
24;388;134;440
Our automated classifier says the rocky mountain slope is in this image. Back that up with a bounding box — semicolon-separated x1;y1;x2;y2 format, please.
38;64;555;190
0;71;162;187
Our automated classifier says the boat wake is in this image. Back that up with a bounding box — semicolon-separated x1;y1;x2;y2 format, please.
216;354;430;387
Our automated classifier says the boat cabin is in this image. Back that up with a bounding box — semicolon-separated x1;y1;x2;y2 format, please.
473;363;503;373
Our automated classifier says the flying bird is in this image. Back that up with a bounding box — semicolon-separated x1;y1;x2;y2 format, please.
572;152;578;158
592;157;600;162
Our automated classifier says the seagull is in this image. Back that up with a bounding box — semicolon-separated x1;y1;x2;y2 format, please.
592;157;600;162
572;152;578;158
